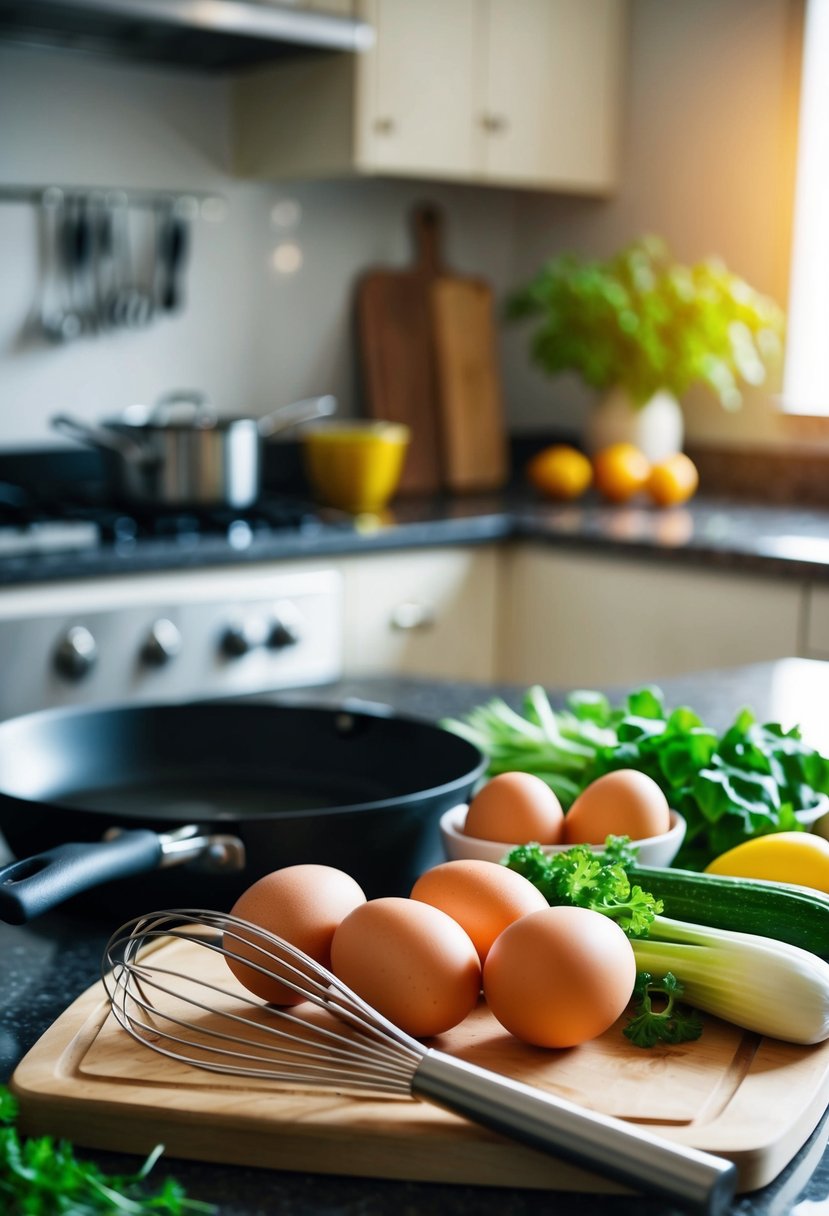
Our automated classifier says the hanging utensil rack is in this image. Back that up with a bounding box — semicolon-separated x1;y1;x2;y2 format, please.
0;183;226;217
2;184;227;342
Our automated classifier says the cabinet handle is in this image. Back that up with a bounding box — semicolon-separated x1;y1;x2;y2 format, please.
373;116;396;135
481;113;508;133
390;601;435;632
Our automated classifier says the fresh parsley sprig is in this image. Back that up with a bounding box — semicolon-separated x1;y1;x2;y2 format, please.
623;972;704;1049
0;1084;216;1215
504;838;662;937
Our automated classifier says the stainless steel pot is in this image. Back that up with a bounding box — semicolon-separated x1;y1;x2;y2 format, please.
52;392;337;509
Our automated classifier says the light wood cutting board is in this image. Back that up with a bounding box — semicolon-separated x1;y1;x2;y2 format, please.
11;935;829;1196
431;273;508;494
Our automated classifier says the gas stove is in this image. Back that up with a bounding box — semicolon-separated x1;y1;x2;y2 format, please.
0;481;352;558
0;474;348;720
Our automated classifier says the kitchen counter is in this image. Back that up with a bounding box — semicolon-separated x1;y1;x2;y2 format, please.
4;490;829;586
4;657;829;1216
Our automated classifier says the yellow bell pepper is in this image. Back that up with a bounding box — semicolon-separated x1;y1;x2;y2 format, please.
705;831;829;893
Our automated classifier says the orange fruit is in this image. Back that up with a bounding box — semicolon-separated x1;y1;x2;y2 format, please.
526;445;592;501
647;452;699;507
592;443;651;503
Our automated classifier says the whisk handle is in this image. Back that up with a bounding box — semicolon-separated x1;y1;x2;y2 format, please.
412;1050;736;1215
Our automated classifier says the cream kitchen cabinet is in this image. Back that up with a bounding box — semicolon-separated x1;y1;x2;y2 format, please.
497;544;804;688
232;0;627;193
338;545;500;680
802;584;829;659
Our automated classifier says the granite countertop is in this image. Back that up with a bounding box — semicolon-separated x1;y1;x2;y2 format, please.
4;490;829;587
4;659;829;1216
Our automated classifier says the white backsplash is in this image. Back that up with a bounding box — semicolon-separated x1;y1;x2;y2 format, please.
0;44;518;448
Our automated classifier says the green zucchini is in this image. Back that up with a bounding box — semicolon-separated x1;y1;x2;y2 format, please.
629;864;829;960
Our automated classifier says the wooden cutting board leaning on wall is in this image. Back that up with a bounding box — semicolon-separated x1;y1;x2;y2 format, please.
357;204;509;496
431;269;508;493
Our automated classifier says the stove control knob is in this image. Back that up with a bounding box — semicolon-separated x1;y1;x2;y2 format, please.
268;603;303;650
221;618;267;658
141;618;182;667
269;619;301;650
54;624;98;681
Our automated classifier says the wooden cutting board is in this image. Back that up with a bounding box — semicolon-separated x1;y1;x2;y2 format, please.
357;204;508;496
11;934;829;1196
432;273;508;494
357;205;445;496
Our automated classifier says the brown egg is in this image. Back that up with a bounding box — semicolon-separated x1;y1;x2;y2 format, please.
330;897;481;1038
464;771;564;844
563;769;671;845
410;858;548;963
483;906;636;1048
225;864;366;1005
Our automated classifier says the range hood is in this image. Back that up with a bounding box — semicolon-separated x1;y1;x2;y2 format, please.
0;0;375;71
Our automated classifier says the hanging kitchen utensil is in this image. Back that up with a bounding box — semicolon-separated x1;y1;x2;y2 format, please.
51;392;337;509
35;189;82;344
0;700;484;923
154;202;190;313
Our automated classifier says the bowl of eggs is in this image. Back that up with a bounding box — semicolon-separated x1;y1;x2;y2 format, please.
440;769;686;869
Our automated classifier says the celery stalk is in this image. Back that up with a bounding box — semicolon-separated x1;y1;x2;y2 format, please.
632;916;829;1045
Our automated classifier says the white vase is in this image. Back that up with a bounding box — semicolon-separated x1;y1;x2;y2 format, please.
584;387;684;464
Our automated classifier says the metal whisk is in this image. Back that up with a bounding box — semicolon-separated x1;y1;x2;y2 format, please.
103;909;736;1216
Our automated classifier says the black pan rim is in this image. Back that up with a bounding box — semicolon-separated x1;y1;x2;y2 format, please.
0;699;487;822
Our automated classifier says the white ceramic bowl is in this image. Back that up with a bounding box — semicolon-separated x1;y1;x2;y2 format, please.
439;804;687;868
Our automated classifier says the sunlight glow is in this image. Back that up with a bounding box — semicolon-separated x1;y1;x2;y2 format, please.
783;0;829;414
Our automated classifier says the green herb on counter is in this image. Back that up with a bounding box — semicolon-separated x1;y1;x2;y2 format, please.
0;1084;215;1215
623;972;703;1049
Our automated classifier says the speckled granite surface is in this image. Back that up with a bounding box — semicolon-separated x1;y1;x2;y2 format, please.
4;660;829;1216
3;489;829;587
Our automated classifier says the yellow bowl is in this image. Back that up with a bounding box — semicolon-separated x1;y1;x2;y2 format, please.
302;421;410;514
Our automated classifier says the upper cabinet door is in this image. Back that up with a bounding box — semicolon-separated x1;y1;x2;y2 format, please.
357;0;479;178
482;0;626;191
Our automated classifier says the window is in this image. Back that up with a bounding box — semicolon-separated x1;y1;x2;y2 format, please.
782;0;829;414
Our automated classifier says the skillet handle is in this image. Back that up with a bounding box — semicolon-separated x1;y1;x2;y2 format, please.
0;830;163;924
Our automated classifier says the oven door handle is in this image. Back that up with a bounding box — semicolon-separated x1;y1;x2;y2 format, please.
0;827;246;924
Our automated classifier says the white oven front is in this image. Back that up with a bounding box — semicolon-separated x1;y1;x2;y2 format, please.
0;563;343;721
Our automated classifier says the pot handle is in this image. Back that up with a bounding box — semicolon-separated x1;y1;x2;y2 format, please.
258;394;338;437
0;826;246;924
51;413;145;460
151;390;212;425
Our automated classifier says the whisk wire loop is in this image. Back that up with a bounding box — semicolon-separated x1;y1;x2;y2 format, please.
103;909;424;1095
108;963;415;1088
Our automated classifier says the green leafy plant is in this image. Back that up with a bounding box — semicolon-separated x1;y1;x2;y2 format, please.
505;235;785;409
0;1084;215;1215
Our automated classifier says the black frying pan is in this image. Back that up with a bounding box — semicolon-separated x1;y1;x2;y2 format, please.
0;700;485;923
